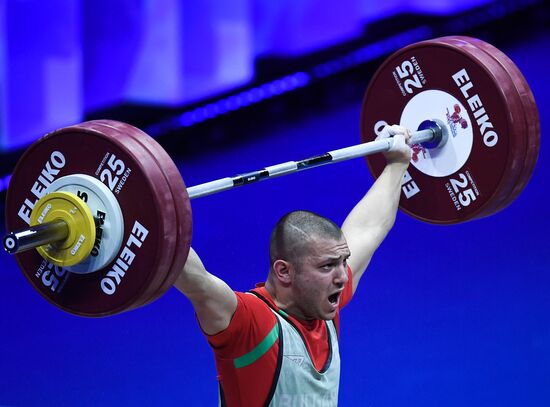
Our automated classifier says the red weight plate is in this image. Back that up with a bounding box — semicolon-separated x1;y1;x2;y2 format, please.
5;121;177;316
92;120;192;305
361;37;525;224
121;129;191;305
432;36;528;219
467;38;540;212
77;121;179;309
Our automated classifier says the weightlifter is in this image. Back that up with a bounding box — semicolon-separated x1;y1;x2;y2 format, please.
174;125;412;406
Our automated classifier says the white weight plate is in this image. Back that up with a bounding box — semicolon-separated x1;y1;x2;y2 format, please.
47;174;124;274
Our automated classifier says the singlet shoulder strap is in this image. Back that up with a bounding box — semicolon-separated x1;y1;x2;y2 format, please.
247;291;278;312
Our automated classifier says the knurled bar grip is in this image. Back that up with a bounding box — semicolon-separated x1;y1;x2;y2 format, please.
2;127;436;254
186;128;436;199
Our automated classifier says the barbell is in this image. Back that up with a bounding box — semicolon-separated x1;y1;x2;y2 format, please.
2;36;540;317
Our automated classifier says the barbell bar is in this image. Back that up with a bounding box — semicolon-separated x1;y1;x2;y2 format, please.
3;219;68;254
1;35;540;316
187;122;442;199
2;122;441;254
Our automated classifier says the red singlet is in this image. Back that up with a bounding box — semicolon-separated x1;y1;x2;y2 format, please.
206;268;353;406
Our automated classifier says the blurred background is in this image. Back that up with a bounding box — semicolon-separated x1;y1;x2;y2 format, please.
1;0;549;405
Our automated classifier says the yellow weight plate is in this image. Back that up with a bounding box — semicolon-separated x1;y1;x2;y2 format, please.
30;191;96;267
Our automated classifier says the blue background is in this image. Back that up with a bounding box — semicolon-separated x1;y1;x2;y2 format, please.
1;1;549;405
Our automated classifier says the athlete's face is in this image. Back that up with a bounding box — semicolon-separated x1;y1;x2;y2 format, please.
289;235;350;321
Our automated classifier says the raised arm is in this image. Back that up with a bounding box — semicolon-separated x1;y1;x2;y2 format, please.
174;247;237;335
341;125;412;294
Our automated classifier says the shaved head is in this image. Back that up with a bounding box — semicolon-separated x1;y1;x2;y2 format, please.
269;211;343;268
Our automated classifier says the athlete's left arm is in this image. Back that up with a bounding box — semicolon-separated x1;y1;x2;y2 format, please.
341;126;412;294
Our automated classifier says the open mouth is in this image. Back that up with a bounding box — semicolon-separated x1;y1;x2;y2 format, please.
328;292;340;305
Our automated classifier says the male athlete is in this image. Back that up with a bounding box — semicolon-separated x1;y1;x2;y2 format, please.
175;125;412;406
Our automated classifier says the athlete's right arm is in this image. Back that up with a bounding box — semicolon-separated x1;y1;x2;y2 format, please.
174;247;237;335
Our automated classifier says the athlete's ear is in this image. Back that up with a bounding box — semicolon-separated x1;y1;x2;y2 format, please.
272;260;293;285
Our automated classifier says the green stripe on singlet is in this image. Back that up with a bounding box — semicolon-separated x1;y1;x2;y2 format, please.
233;323;279;368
